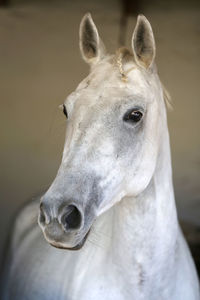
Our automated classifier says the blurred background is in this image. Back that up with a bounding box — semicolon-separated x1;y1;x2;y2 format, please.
0;0;199;273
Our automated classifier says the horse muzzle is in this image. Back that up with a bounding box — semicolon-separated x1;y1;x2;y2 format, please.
38;202;89;250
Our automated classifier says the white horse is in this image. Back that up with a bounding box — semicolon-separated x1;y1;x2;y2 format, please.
2;13;199;300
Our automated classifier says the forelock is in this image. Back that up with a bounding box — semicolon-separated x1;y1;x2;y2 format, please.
114;47;136;81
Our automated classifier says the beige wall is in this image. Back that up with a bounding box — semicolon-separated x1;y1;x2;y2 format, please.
0;0;200;263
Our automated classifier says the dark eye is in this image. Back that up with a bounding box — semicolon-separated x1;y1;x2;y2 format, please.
63;104;68;119
123;109;143;123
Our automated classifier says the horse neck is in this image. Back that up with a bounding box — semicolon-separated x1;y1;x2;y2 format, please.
91;104;179;269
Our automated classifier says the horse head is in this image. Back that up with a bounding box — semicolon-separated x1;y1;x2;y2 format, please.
39;14;165;250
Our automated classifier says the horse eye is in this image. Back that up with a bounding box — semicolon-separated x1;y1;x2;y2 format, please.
124;109;143;123
63;104;68;119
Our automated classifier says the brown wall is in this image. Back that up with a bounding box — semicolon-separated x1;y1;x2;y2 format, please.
0;0;200;263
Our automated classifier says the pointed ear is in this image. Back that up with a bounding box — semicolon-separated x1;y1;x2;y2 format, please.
132;15;156;69
79;13;105;65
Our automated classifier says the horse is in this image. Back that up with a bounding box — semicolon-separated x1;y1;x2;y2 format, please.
1;13;199;300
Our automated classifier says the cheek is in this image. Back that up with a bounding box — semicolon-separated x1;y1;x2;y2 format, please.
96;170;126;216
92;150;126;214
124;135;158;196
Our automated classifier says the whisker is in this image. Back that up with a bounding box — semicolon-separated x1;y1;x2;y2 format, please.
92;229;111;240
87;237;104;250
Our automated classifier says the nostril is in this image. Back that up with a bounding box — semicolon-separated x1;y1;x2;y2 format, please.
61;205;82;231
39;203;50;226
39;203;45;224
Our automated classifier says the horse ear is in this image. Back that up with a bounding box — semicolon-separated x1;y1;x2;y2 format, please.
79;13;105;65
132;15;156;69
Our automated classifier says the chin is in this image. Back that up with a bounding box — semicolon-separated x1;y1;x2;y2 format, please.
47;230;90;251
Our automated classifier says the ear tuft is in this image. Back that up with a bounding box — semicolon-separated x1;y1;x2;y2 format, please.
132;15;156;69
79;13;105;64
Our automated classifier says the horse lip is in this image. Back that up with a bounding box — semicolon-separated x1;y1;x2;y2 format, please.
49;229;90;251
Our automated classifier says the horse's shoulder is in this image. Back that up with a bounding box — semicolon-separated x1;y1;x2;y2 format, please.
11;198;40;251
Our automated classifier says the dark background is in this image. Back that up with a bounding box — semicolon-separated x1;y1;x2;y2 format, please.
0;0;200;270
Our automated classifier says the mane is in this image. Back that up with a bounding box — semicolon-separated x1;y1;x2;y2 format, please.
115;47;173;110
161;82;173;110
115;47;135;82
